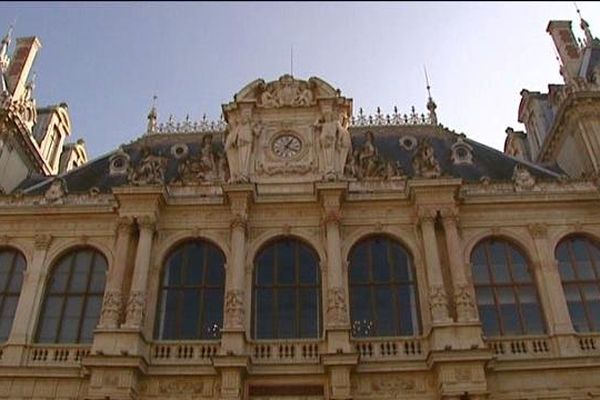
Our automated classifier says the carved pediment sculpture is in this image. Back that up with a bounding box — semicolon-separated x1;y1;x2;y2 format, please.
256;74;316;108
128;146;167;186
513;163;536;191
412;138;440;178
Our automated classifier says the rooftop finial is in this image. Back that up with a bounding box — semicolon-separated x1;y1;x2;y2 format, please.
575;2;595;47
146;95;158;135
423;65;438;125
24;71;36;99
0;25;13;72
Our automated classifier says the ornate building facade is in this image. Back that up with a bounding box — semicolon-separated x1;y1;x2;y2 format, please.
0;17;599;400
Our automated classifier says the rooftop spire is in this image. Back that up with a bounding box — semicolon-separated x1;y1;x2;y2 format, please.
146;95;158;134
575;3;595;47
423;65;438;125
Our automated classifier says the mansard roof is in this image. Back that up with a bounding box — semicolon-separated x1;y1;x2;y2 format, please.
18;123;562;196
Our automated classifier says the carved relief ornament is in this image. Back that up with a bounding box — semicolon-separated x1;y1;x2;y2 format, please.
327;287;349;327
128;147;167;186
124;290;146;328
224;289;244;329
98;290;123;329
412;138;441;178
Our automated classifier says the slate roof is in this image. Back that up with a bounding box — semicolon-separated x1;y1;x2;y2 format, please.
19;124;562;196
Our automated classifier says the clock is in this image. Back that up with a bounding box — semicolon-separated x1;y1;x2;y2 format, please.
272;134;302;159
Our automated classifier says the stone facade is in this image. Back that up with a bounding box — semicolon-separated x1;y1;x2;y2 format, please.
0;18;600;400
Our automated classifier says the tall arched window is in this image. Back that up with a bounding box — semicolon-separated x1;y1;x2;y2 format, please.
253;238;321;339
471;238;545;336
155;240;225;340
0;248;26;341
556;236;600;332
348;235;420;337
37;248;107;343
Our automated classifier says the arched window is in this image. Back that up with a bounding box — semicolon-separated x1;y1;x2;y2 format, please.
37;248;107;343
556;236;600;332
253;238;321;339
348;235;420;337
0;248;26;341
155;240;225;340
471;238;545;336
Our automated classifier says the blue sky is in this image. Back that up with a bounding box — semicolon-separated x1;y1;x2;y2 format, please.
2;2;600;159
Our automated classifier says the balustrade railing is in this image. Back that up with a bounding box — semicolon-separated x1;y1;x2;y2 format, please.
27;344;90;367
487;336;553;359
250;340;321;364
352;337;426;361
150;341;219;365
577;334;600;354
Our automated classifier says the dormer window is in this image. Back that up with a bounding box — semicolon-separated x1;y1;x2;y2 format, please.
451;135;473;165
109;148;130;176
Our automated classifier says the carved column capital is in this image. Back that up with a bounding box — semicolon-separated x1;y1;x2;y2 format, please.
230;214;248;231
137;215;156;232
528;223;548;239
34;234;53;251
415;207;437;225
322;209;342;226
439;207;459;227
115;216;135;235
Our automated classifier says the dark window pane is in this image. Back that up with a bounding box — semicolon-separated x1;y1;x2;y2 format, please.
350;286;372;337
277;288;295;338
205;248;224;286
300;287;318;338
181;289;200;339
349;244;368;283
299;247;317;284
397;285;416;335
70;252;92;292
165;250;183;286
255;289;273;339
187;264;204;286
256;249;274;285
349;236;419;338
277;242;295;285
558;260;575;281
372;241;391;283
49;262;70;293
37;317;59;342
253;239;321;339
555;243;569;262
89;264;106;293
203;288;223;339
374;286;394;336
480;306;500;336
472;264;490;284
392;244;411;282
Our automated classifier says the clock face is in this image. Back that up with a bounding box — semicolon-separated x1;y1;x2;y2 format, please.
272;134;302;159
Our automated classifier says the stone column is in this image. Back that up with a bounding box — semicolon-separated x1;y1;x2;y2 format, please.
418;208;451;324
440;208;477;322
8;234;52;344
98;217;134;330
528;223;573;335
222;189;251;355
321;188;351;354
122;216;155;330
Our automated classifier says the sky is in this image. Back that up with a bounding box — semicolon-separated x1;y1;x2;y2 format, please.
1;1;600;159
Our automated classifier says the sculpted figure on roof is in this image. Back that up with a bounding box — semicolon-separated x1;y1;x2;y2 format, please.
129;146;167;185
412;138;440;179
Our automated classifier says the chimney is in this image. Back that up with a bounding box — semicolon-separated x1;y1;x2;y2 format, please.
5;36;42;99
546;21;581;81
